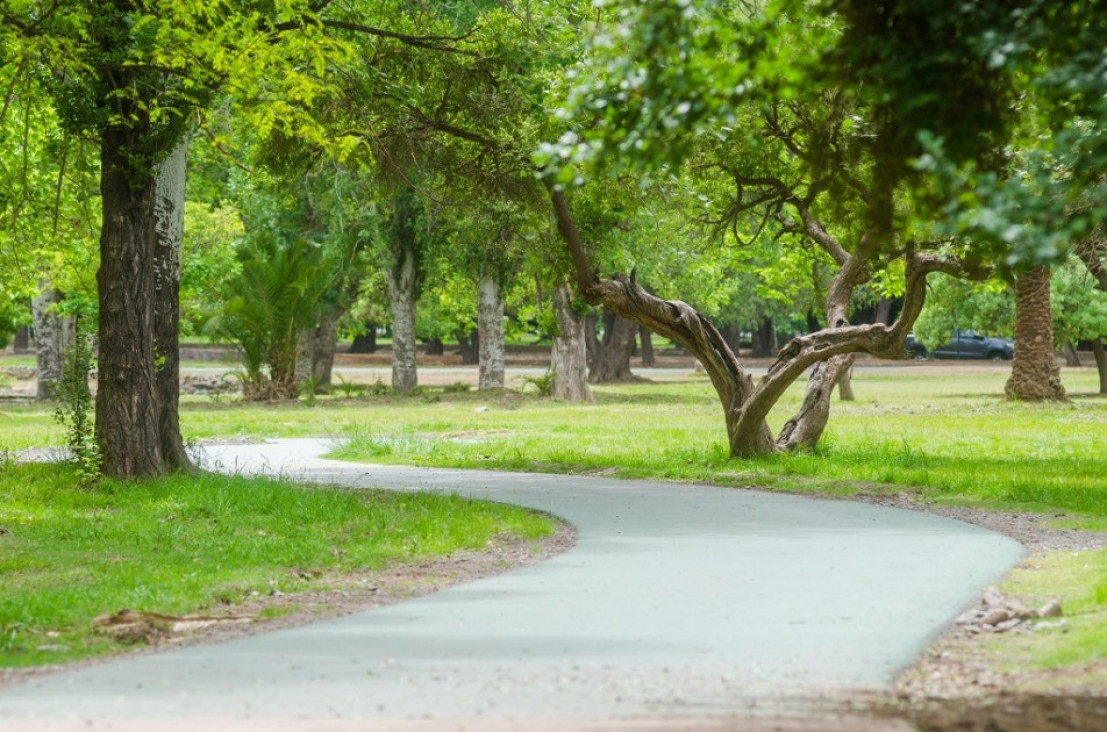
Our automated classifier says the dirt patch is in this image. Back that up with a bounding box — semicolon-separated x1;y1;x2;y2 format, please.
0;523;575;691
836;490;1107;731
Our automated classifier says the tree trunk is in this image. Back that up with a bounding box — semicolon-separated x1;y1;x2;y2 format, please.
387;246;418;394
836;362;855;401
751;316;775;357
32;284;75;400
546;183;983;458
1005;266;1066;402
1062;341;1081;367
478;268;505;390
424;338;444;356
349;323;377;353
458;328;479;364
95;128;165;478
550;284;593;403
776;354;855;451
153;139;192;472
639;326;656;367
588;309;637;382
296;306;341;389
13;326;29;351
874;297;894;325
1093;338;1107;395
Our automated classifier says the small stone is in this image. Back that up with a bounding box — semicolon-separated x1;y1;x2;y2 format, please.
994;618;1022;632
1038;598;1063;618
980;607;1011;626
981;587;1004;606
474;406;489;413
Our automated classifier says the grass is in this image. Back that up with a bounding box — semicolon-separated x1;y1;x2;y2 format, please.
4;363;1107;679
0;461;552;668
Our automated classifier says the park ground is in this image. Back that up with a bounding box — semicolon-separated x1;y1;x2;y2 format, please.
2;349;1107;729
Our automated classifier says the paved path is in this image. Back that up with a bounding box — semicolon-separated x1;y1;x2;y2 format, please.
1;439;1024;727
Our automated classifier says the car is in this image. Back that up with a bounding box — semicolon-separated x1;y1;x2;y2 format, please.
903;333;928;359
930;330;1014;360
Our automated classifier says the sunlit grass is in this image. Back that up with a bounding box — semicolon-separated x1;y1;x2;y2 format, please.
0;462;552;668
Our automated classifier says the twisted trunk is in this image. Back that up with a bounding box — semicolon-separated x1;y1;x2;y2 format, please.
478;267;505;390
547;183;982;457
551;283;593;403
1005;266;1065;402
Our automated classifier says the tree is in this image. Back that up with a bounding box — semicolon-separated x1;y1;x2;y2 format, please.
542;2;999;455
1;0;478;476
1005;266;1065;401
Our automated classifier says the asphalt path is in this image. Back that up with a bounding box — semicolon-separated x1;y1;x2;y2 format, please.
1;439;1024;727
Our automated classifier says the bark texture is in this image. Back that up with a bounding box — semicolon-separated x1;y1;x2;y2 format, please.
296;306;340;388
639;326;656;367
1005;266;1066;402
587;310;637;383
550;284;593;403
32;284;75;400
153;140;191;472
387;191;420;395
388;248;419;394
477;268;505;390
95;128;165;477
547;183;983;457
458;329;479;364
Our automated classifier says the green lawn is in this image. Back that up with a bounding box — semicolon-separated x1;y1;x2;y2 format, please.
3;363;1106;678
0;463;552;668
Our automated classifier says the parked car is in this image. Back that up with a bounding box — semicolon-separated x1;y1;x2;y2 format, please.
929;330;1014;360
903;333;928;359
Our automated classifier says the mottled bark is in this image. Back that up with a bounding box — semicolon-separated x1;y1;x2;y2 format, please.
388;246;419;394
387;190;421;395
550;284;593;403
32;285;75;400
1093;339;1107;395
1005;266;1066;402
477;268;505;390
95;127;165;478
153;139;191;472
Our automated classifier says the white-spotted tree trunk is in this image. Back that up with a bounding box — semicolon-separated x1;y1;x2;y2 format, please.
477;266;505;390
153;139;191;471
32;284;76;400
551;283;593;402
388;248;419;394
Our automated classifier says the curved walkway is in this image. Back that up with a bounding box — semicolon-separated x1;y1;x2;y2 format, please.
0;439;1024;726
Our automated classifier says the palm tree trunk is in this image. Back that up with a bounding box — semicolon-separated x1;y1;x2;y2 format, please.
1005;266;1066;401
